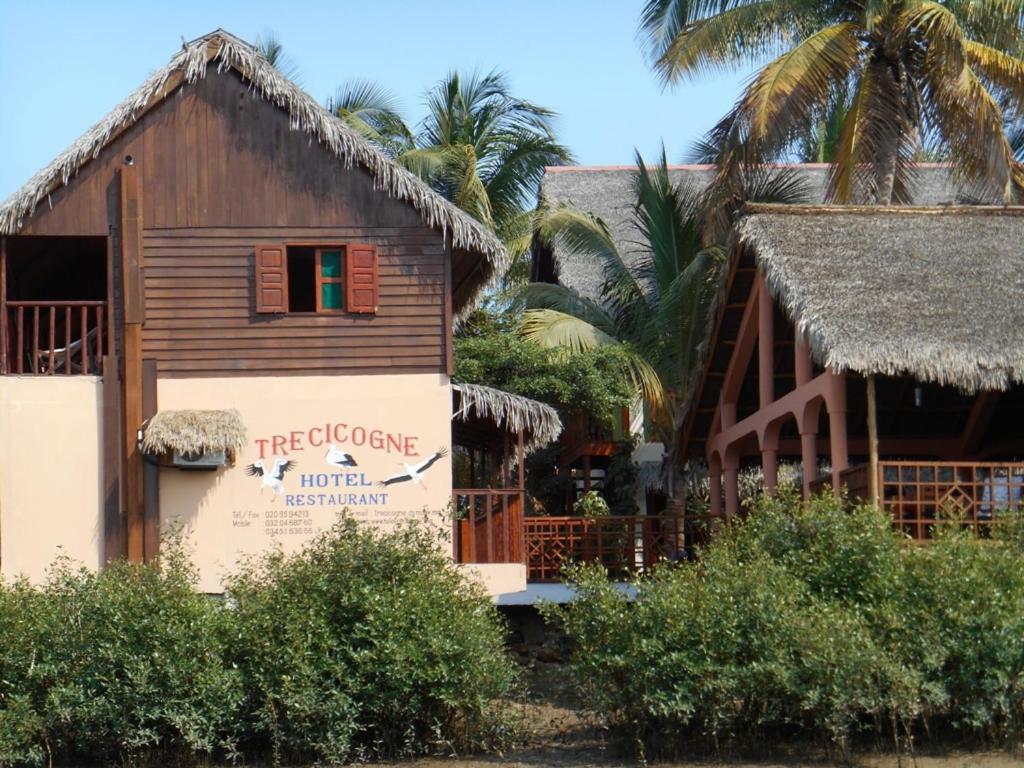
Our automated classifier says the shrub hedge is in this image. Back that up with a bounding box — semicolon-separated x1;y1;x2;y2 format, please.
0;519;518;766
546;490;1024;755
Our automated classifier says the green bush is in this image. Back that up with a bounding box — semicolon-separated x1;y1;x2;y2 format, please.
547;491;1024;754
225;518;519;763
0;519;520;766
0;546;242;766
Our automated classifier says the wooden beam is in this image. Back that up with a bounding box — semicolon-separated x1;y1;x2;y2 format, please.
757;276;774;408
443;232;454;376
120;166;145;563
959;391;1000;457
142;358;160;563
123;325;144;563
120;165;145;325
720;274;761;411
866;375;879;506
102;355;122;563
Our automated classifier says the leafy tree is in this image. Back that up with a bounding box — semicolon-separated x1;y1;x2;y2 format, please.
455;309;635;426
518;152;808;494
455;309;639;515
640;0;1024;203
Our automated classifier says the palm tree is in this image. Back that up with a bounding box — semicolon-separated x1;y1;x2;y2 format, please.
254;30;302;84
409;71;574;280
639;0;1024;204
329;71;572;283
326;81;415;159
519;152;809;493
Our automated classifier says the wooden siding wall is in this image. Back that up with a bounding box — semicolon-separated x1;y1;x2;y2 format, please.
19;70;447;377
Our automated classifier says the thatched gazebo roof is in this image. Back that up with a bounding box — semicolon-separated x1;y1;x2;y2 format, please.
142;409;247;457
534;165;969;303
0;29;505;314
452;382;562;453
737;205;1024;393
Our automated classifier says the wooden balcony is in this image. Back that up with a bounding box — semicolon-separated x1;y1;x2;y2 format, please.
523;514;686;582
3;300;107;375
453;489;525;565
839;461;1024;539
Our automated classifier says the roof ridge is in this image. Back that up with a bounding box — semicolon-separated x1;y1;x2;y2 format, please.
744;203;1024;216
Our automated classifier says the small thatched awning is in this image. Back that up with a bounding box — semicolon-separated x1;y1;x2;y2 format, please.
142;409;247;457
736;205;1024;392
452;383;562;453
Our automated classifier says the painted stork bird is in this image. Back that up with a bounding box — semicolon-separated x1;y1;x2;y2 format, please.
378;447;448;489
325;444;358;468
245;458;296;497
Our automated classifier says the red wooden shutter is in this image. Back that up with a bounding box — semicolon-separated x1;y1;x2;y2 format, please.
346;244;378;314
255;245;288;313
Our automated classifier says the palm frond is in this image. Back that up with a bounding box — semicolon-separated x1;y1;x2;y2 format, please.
520;309;667;416
963;40;1024;102
904;1;1021;200
515;283;618;337
255;30;301;84
651;0;821;82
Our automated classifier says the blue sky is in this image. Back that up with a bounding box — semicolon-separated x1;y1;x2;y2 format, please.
0;0;756;199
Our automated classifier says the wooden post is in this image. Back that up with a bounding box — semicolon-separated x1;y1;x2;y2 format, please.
758;277;773;408
142;359;160;562
517;429;525;489
120;165;145;563
102;355;123;563
866;375;879;506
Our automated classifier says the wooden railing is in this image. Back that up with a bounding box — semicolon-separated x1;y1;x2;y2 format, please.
840;461;1024;539
453;489;524;565
524;514;686;582
3;301;107;375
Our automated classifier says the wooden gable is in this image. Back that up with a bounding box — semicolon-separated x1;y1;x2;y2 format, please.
15;69;450;378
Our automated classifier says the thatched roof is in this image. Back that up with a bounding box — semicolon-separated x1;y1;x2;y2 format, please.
0;29;505;311
736;205;1024;392
535;164;970;303
142;409;247;456
452;382;562;452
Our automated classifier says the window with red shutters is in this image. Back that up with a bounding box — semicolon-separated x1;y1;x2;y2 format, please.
254;243;378;315
346;244;379;314
254;244;288;313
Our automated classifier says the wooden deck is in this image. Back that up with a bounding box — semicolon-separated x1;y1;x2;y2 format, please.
523;514;686;582
452;491;687;583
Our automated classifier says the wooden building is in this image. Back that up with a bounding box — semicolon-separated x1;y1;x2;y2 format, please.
682;204;1024;535
0;30;537;595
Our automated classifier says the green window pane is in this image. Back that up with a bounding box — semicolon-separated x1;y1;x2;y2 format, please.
321;251;342;277
322;282;343;309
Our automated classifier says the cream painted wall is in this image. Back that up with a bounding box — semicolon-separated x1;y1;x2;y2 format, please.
0;376;104;582
157;374;455;592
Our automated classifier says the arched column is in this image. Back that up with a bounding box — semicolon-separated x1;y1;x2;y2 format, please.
826;373;848;493
708;452;723;520
723;449;740;521
761;422;782;494
800;399;823;499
